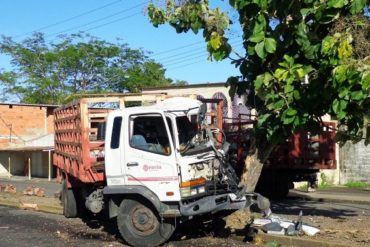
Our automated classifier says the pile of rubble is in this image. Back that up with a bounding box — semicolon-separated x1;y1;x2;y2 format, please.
23;186;45;197
0;184;46;211
0;184;16;193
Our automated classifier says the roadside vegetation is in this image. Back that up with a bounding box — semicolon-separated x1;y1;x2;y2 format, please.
345;180;370;188
0;32;186;104
148;0;370;192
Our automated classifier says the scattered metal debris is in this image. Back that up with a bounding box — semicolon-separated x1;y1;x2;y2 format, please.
253;210;320;236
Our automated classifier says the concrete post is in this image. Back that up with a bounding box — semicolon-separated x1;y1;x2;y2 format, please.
28;157;31;180
48;150;51;181
8;156;11;179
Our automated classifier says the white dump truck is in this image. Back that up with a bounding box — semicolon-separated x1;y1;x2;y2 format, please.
53;95;266;247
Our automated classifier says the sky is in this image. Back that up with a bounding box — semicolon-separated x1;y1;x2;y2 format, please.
0;0;245;84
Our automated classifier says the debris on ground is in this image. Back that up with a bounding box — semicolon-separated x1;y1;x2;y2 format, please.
253;210;320;236
0;184;17;194
0;184;5;192
23;186;45;197
19;202;39;211
225;208;254;230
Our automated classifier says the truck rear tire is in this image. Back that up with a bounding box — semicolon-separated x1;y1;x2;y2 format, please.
117;198;175;247
62;180;78;218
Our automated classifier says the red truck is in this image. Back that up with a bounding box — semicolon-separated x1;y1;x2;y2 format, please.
205;99;337;198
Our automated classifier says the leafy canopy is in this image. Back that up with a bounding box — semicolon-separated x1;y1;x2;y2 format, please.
0;33;174;104
148;0;370;146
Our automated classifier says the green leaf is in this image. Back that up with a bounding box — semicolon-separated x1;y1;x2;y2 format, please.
284;84;294;93
255;75;264;90
351;90;365;101
264;38;277;53
350;0;366;14
255;41;266;59
327;0;348;8
283;55;294;67
209;33;222;50
274;68;288;80
257;113;271;126
321;36;336;55
283;115;295;125
295;68;305;79
334;65;348;84
338;40;353;59
249;32;265;43
293;90;301;100
286;108;298;116
362;73;370;91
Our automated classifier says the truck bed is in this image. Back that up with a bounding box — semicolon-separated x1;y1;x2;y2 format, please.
53;97;124;183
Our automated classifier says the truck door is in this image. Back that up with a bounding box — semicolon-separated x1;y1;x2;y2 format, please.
124;113;179;202
105;113;127;186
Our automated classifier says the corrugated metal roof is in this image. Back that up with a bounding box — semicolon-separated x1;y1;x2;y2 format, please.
143;82;225;91
0;102;59;108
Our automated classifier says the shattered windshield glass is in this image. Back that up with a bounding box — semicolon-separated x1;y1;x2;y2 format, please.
176;116;197;152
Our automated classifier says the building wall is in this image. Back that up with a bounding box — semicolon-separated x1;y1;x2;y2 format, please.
339;141;370;183
0;104;55;149
0;151;53;178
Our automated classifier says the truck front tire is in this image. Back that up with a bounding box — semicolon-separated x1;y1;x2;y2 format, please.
62;180;78;218
117;198;175;247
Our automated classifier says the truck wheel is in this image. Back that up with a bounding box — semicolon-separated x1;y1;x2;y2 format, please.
117;198;175;247
62;180;78;218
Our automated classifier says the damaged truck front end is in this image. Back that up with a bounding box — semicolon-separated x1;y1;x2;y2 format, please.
166;99;259;217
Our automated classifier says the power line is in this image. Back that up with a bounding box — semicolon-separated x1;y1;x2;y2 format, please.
46;1;147;38
15;0;123;38
152;34;241;58
160;42;243;66
84;12;141;33
157;39;242;63
166;60;205;71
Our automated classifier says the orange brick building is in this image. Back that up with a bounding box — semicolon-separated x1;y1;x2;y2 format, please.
0;103;58;178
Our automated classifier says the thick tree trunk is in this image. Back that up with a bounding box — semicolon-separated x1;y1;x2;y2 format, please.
240;138;274;192
241;152;264;192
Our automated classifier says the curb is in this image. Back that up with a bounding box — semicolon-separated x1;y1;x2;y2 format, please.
0;196;63;215
232;232;352;247
287;192;370;205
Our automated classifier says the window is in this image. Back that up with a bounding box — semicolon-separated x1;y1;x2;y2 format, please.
110;117;122;149
130;114;171;155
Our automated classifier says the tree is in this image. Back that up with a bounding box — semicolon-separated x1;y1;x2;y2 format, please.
0;33;174;104
148;0;370;191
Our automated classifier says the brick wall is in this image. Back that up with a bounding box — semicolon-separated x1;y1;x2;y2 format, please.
0;104;55;149
339;141;370;183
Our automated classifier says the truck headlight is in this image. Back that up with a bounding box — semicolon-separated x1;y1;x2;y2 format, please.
180;177;206;198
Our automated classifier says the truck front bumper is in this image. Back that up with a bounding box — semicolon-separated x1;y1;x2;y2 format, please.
179;193;247;217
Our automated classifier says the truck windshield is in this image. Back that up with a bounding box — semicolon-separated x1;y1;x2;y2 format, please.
176;116;197;153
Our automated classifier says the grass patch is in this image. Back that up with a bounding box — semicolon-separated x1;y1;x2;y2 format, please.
319;173;332;189
345;181;370;189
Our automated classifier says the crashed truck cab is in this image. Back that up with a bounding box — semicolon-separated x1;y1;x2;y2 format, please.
103;97;248;218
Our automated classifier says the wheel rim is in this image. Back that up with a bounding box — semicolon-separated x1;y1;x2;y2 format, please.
130;204;159;236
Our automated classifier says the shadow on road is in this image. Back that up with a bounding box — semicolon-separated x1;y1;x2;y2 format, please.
271;197;359;219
